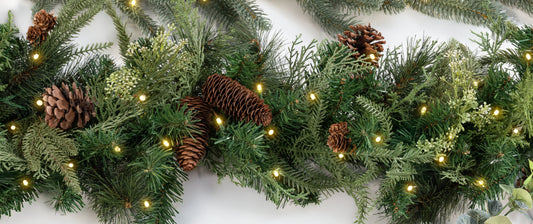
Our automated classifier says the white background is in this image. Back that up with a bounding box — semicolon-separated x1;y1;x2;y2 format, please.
2;0;533;223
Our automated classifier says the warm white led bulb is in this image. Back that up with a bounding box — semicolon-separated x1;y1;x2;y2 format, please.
338;153;344;159
268;129;274;136
493;109;500;116
139;94;147;102
216;117;223;125
310;93;317;101
375;136;382;143
143;200;150;208
68;162;74;168
272;170;280;178
407;185;415;192
369;54;376;60
22;179;29;186
10;125;16;131
420;106;427;115
257;84;263;93
162;139;170;148
438;156;445;163
33;53;39;60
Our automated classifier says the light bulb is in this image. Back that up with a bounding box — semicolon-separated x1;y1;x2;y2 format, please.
216;117;223;125
309;93;317;101
268;129;274;136
114;146;121;153
478;180;485;186
138;94;147;102
143;200;150;208
272;170;280;178
369;54;376;60
374;136;382;143
437;155;445;163
22;179;29;187
10;125;16;131
257;84;263;93
131;0;136;6
32;53;39;60
473;81;479;87
493;109;500;116
36;99;44;106
338;153;344;159
407;185;415;192
513;128;520;134
68;162;74;168
420;106;427;115
448;133;454;140
162;139;170;148
526;53;532;61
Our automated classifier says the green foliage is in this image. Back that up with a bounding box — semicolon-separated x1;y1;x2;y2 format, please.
22;123;81;194
197;0;271;31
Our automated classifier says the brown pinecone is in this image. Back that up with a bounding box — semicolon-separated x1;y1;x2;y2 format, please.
27;9;57;46
337;24;385;65
327;122;352;153
202;74;272;126
42;82;96;130
176;96;213;171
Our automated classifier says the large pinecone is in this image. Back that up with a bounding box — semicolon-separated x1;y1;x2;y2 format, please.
42;82;96;130
202;74;272;126
327;122;352;153
176;96;213;171
337;24;385;65
27;9;57;46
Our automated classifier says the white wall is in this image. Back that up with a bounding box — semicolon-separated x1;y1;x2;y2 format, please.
1;0;533;223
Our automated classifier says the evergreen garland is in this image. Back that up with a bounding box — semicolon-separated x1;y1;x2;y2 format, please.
1;0;533;224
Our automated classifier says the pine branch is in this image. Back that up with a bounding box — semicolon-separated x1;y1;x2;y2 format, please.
296;0;359;34
496;0;533;16
356;95;393;137
105;1;131;57
406;0;506;26
22;123;81;194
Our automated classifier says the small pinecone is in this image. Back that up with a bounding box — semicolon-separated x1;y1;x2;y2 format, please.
202;74;272;126
327;122;352;153
27;9;57;46
337;24;385;65
176;96;213;171
42;82;96;130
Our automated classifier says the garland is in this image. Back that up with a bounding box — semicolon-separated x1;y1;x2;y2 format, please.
1;1;533;224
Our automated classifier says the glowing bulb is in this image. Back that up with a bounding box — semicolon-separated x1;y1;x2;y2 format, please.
493;109;500;116
68;162;74;168
407;185;415;192
10;125;16;131
420;106;427;115
130;0;136;6
268;129;274;136
257;84;263;93
369;54;376;60
138;94;147;102
477;180;485;187
216;117;223;125
36;99;44;106
473;81;479;87
272;170;280;178
309;93;317;101
374;136;382;143
448;133;454;140
513;128;519;134
162;139;170;148
143;200;150;208
22;179;29;187
338;153;344;159
526;53;532;61
32;53;39;60
114;146;121;153
438;155;445;163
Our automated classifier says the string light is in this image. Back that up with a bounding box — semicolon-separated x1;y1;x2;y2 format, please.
309;93;317;101
369;54;376;60
267;129;275;136
448;133;454;140
338;153;344;159
68;162;74;168
130;0;137;6
162;139;171;148
374;135;382;143
272;169;280;178
36;99;44;107
114;146;122;153
143;200;150;208
21;178;30;188
32;53;39;60
10;124;16;131
513;128;519;134
475;177;487;188
406;184;415;192
256;84;263;93
138;94;147;102
420;106;427;115
526;52;532;61
493;108;500;116
436;154;446;163
473;80;479;87
216;117;223;126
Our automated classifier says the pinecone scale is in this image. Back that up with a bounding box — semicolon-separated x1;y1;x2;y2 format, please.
42;82;95;130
